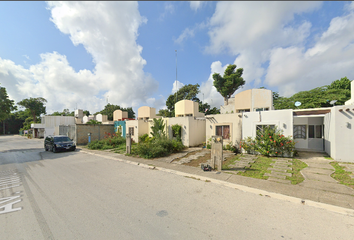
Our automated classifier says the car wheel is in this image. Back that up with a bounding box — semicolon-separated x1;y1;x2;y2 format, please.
52;146;57;153
72;147;76;151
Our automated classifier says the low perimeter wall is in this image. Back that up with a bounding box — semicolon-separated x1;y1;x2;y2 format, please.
76;124;115;145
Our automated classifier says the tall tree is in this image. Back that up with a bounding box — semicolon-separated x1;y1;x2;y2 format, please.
273;77;351;110
165;83;200;117
198;101;220;115
213;64;245;105
96;103;135;120
0;85;17;134
17;97;47;123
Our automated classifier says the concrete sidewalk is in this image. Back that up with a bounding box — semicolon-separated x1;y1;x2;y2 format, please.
78;147;354;214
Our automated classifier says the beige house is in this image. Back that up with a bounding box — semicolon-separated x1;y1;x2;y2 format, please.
126;102;206;147
207;88;273;146
113;109;128;121
175;100;204;117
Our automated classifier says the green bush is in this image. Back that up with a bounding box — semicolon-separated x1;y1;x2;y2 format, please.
132;137;185;159
139;133;149;143
87;132;125;150
171;124;182;141
240;126;295;157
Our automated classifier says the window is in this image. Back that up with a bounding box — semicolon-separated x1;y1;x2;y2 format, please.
309;125;323;139
256;125;275;138
238;109;250;113
294;125;306;139
254;107;269;112
129;127;134;136
215;125;230;139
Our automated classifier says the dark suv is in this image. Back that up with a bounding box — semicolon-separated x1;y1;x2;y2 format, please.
44;135;76;153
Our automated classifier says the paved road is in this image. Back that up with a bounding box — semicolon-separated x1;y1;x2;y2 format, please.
0;135;353;239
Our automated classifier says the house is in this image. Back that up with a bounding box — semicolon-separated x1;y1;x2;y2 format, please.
31;115;75;138
205;88;273;146
113;109;135;137
125;101;206;147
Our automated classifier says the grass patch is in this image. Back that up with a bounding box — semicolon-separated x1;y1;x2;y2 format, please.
324;156;333;160
222;155;240;170
330;162;354;189
286;158;307;184
237;156;274;180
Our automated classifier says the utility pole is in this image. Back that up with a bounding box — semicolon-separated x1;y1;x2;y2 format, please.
175;50;177;104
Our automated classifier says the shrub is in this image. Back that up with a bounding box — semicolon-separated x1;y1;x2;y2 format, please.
240;126;295;157
171;124;182;141
87;132;125;150
139;133;149;143
132;137;185;159
150;118;166;139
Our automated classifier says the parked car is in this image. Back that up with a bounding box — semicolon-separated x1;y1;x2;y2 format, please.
44;135;76;153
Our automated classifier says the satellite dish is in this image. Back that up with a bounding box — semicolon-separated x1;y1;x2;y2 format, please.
330;100;337;105
295;101;302;107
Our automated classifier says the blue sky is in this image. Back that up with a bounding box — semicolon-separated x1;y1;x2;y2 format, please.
0;1;353;115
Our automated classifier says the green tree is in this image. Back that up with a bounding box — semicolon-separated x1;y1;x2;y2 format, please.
17;97;47;123
165;83;201;117
0;85;17;134
83;110;90;117
150;118;166;138
96;103;135;120
213;64;245;105
198;101;220;115
50;109;74;116
86;119;102;125
274;77;351;110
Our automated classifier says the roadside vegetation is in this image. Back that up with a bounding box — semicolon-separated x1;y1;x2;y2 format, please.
330;162;354;189
87;119;186;159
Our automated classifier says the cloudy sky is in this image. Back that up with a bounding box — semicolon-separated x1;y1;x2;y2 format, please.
1;1;354;115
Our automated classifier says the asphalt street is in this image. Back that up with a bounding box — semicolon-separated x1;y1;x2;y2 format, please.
0;135;353;240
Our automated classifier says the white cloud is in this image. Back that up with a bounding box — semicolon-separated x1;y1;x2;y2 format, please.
198;61;226;108
197;1;333;99
172;80;184;93
265;7;354;96
0;2;158;114
159;2;175;21
174;28;195;44
190;1;204;12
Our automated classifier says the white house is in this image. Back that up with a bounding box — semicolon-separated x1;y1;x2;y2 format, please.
31;115;75;138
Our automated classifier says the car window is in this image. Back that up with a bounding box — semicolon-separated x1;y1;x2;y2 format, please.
54;137;71;142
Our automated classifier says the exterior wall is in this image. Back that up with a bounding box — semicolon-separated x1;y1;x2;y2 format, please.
83;116;95;124
206;113;242;146
326;106;354;162
166;117;190;146
234;89;273;112
113;110;128;121
114;121;126;137
76;124;114;145
96;114;108;123
188;118;206;147
293;116;324;151
242;109;293;140
138;106;156;120
125;120;149;143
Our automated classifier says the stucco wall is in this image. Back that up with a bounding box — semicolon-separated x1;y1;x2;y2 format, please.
126;120;149;143
188;118;206;147
76;124;114;145
206;113;242;146
328;106;354;162
234;89;273;112
138;106;156;120
242;109;293;139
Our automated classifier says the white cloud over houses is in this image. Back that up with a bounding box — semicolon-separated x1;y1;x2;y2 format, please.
196;1;354;101
266;4;354;96
0;2;158;114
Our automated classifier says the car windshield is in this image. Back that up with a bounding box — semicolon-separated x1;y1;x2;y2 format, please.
54;136;71;142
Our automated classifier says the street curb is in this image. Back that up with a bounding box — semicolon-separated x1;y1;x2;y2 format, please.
81;149;354;217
